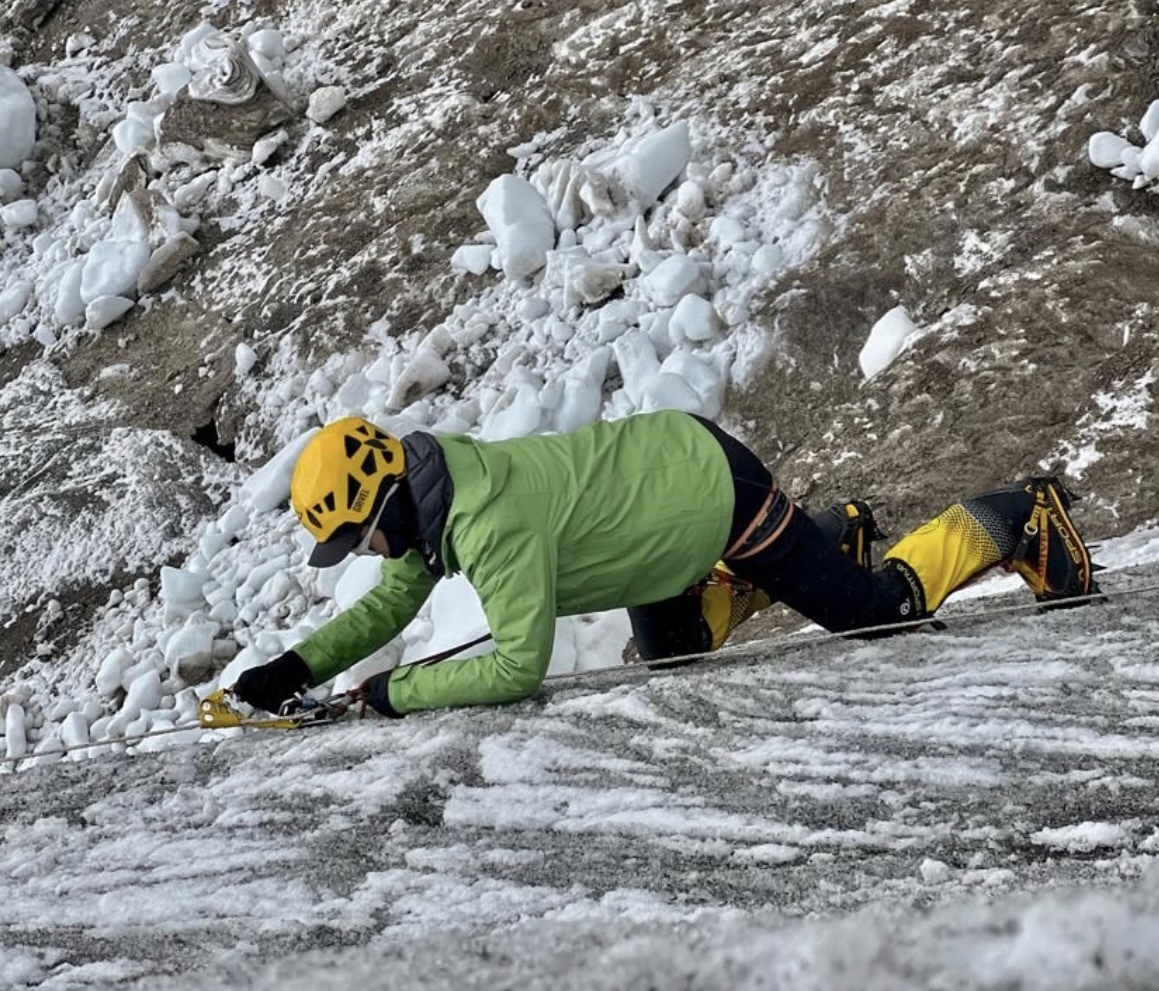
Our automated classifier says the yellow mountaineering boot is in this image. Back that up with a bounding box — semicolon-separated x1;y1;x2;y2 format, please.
1004;477;1100;603
700;566;772;650
881;476;1099;616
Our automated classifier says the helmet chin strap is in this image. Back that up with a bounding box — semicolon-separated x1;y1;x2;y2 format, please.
352;481;400;557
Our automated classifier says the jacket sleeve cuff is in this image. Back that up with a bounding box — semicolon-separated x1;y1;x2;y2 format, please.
361;670;404;718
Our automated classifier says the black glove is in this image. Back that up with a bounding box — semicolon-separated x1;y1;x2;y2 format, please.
233;651;312;713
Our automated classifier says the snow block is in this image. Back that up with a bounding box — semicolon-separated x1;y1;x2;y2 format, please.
85;295;135;330
642;254;707;307
165;620;220;683
239;429;317;514
620;121;692;211
1088;132;1133;170
668;294;722;343
80;241;151;304
476;174;555;281
0;67;36;169
0;198;37;229
860;305;919;379
0;168;21;203
307;86;346;124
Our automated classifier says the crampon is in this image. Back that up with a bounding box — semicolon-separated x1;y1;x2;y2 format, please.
198;689;360;731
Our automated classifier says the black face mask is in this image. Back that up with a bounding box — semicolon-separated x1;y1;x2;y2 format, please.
374;479;416;559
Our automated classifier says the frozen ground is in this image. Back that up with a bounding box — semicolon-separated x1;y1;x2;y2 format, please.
3;550;1159;988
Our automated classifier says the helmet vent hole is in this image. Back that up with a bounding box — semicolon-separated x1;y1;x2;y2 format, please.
323;492;336;512
360;451;377;476
346;474;362;510
344;436;361;458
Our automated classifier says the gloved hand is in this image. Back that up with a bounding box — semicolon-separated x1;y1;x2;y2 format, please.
233;651;312;713
358;670;401;718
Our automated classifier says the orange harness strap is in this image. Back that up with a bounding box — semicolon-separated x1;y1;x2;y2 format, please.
723;483;796;562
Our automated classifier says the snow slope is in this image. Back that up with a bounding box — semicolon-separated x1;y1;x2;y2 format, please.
3;558;1159;988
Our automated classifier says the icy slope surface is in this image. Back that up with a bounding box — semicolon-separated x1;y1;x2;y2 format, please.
2;569;1159;989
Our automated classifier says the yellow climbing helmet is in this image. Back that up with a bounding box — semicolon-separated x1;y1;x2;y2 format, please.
290;417;406;560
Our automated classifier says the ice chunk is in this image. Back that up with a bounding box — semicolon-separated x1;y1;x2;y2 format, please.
152;62;193;96
519;296;551;321
0;278;31;322
4;704;27;759
1138;133;1159;181
96;648;133;698
251;129;289;167
451;243;494;275
920;858;951;883
642;371;704;414
675;180;706;219
388;348;451;410
335;557;385;609
659;348;724;417
80;240;151;303
553;348;610;433
612;330;661;408
110;192;151;243
247;28;286;63
161;565;206;607
668;294;722;343
1088;132;1133;169
61;711;90;752
709;215;747;248
860;305;919;379
0;198;37;228
542;247;631;307
112;117;155;155
235;342;258;376
85;295;135;330
52;260;85;326
307;86;346;124
109;669;163;736
750;243;785;276
619;121;691;211
258;174;287;201
65;32;95;56
0;167;21;203
481;383;542;440
165;620;219;683
641;254;706;307
1141;101;1159;143
476;174;555;281
336;372;369;410
239;428;317;513
0;67;36;169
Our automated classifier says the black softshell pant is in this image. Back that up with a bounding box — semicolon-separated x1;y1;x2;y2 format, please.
628;417;911;660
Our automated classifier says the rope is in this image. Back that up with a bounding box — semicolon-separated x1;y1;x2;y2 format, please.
0;632;498;771
4;579;1159;771
1;720;213;770
546;577;1159;684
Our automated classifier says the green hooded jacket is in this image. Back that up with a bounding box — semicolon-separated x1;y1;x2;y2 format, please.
293;409;735;714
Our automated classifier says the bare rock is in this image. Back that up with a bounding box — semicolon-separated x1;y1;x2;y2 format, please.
138;233;200;294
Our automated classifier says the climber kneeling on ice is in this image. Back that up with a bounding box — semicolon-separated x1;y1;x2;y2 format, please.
233;411;1099;717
